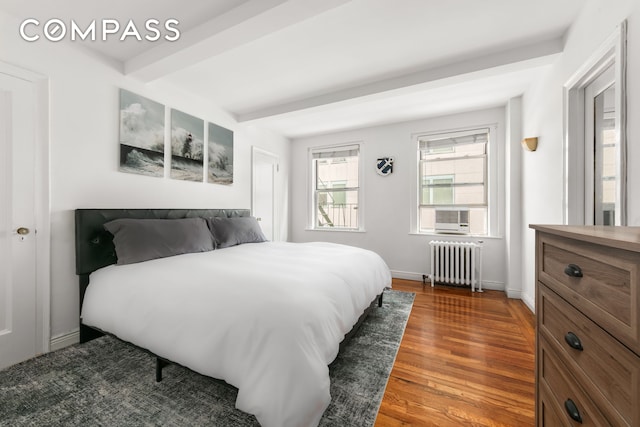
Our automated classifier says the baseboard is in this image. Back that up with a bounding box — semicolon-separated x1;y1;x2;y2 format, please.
505;288;522;299
390;270;504;292
478;280;505;291
50;330;80;351
390;270;426;282
521;293;535;314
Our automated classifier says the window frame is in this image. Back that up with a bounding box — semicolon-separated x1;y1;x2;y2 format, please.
308;142;364;231
412;124;499;237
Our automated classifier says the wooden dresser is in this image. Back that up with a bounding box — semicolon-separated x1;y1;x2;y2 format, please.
531;225;640;426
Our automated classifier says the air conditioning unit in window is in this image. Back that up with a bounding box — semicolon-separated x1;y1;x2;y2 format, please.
435;208;470;234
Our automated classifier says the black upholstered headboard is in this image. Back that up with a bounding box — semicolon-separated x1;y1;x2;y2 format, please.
75;208;251;342
75;208;251;276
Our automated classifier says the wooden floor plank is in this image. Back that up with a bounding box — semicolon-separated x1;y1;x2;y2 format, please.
376;279;535;427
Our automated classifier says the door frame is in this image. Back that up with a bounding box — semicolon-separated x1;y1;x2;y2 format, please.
563;20;627;225
251;146;279;241
1;61;50;354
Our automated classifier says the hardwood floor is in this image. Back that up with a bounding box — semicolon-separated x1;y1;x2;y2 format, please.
375;279;535;426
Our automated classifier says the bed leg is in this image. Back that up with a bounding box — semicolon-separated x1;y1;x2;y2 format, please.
156;358;169;382
378;293;383;307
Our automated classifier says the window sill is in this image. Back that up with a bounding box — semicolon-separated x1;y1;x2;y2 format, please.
409;231;502;240
305;227;366;233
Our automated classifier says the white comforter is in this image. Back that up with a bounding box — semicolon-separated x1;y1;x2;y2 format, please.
81;241;391;427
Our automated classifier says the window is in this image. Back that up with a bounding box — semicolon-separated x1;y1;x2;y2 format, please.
418;128;489;235
311;144;360;229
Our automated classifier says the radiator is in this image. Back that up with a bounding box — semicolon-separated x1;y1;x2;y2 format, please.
428;240;483;292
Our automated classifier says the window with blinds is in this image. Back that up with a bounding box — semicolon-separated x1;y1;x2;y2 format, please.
418;128;489;235
311;144;360;229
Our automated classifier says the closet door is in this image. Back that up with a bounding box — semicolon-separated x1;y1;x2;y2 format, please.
0;72;38;370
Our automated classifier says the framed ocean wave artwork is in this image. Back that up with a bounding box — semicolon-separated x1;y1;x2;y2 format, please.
119;89;165;177
170;108;204;182
207;122;233;185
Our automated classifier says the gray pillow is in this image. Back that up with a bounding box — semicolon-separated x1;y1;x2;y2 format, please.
104;217;214;265
206;216;267;248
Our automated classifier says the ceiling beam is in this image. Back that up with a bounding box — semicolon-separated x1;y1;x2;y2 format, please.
125;0;353;82
236;37;564;122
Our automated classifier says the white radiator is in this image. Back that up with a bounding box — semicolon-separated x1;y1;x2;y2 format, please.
429;240;483;292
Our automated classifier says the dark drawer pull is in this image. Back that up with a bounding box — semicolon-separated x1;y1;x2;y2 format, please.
564;264;583;278
564;332;584;351
564;399;583;423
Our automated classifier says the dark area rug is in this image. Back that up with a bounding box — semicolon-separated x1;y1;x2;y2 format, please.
0;289;414;427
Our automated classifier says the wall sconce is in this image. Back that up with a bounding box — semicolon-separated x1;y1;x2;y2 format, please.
522;137;538;152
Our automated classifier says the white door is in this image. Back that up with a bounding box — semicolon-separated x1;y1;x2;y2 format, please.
252;147;278;241
0;72;38;370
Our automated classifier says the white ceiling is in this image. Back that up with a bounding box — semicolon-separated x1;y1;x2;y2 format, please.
0;0;584;138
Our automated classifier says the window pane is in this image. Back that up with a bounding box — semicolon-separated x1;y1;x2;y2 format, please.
330;182;347;204
316;156;358;189
453;184;485;205
420;176;453;205
420;180;485;205
316;190;358;228
421;157;485;185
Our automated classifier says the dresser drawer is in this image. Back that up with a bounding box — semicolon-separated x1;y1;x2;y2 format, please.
538;381;575;427
537;232;640;354
539;335;623;426
538;284;639;426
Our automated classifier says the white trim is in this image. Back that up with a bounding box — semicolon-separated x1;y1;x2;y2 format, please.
304;227;365;233
390;270;425;282
505;288;522;299
0;61;50;354
521;293;535;314
34;77;51;354
50;330;79;352
408;232;502;240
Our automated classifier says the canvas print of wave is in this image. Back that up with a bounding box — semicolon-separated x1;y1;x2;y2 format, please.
208;122;233;185
170;108;204;182
119;89;165;177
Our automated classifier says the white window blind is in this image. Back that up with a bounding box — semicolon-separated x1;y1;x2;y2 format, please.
419;129;489;151
311;145;359;159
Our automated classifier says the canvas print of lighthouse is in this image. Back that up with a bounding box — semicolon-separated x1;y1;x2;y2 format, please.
170;108;204;182
119;89;165;177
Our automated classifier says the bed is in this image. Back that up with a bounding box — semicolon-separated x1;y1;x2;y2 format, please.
75;209;392;427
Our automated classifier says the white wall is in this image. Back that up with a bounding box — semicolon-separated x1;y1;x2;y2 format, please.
290;107;515;293
0;10;290;342
505;97;525;304
521;0;639;308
